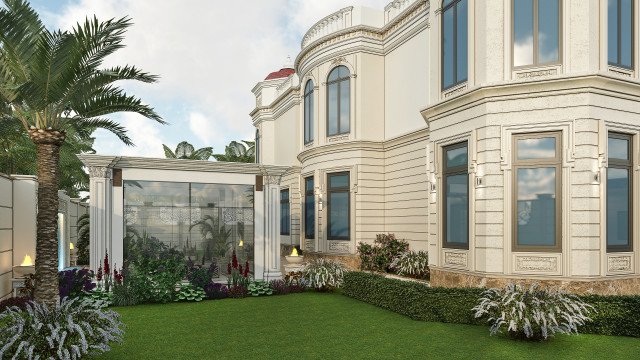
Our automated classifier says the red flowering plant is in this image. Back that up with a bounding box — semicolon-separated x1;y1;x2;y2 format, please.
95;250;124;292
227;249;250;289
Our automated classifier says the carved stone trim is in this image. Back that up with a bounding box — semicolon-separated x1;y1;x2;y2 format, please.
305;239;315;252
515;68;558;79
58;199;68;213
88;166;112;179
608;255;632;273
514;256;558;272
327;241;350;253
327;134;350;143
608;67;633;77
443;84;468;99
331;56;347;66
444;251;467;267
264;175;281;186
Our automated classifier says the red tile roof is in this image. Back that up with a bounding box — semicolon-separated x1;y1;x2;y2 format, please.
265;68;295;80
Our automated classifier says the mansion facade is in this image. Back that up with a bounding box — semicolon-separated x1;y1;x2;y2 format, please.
251;0;640;294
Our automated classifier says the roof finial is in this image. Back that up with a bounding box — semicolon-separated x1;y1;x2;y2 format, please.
284;55;293;69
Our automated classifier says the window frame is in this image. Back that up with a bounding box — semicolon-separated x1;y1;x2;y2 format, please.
511;131;563;252
280;188;290;236
511;0;563;69
304;176;315;240
442;141;470;250
327;171;351;241
304;80;314;145
441;0;468;91
255;129;260;163
608;0;635;70
326;66;351;137
607;132;633;252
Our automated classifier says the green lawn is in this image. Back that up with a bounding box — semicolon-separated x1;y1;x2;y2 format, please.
95;293;640;360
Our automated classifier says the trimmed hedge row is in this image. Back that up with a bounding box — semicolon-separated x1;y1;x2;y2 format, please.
342;271;640;337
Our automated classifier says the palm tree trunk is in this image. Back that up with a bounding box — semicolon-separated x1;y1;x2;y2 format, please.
29;129;66;307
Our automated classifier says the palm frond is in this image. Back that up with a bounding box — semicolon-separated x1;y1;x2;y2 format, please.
68;116;133;145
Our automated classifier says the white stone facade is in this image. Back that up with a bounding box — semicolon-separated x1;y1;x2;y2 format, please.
252;0;640;288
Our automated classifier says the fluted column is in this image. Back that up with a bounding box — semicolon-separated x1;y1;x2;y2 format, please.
88;166;112;272
263;175;282;280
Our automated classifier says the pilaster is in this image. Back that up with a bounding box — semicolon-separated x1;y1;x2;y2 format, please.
263;175;282;280
88;166;113;272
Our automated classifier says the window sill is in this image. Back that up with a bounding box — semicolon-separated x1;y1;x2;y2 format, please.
441;82;468;100
512;64;561;81
327;134;350;143
608;65;635;78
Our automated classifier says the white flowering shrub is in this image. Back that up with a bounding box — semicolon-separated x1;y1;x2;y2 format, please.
391;251;429;278
0;297;124;359
303;259;345;291
472;283;595;341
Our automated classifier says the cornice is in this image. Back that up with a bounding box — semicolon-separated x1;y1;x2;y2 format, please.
297;140;385;163
420;73;640;125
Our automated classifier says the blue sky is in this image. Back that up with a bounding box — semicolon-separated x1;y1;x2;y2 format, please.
26;0;389;158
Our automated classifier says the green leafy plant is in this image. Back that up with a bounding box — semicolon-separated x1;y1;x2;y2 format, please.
473;283;595;341
0;297;124;358
76;213;90;265
175;284;206;302
86;289;114;306
248;280;273;297
112;280;141;307
303;258;345;291
391;250;429;279
357;234;409;272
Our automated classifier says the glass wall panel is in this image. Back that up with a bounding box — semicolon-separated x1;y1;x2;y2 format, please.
516;167;556;246
124;180;254;275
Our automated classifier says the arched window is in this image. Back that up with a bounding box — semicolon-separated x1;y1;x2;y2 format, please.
326;66;350;136
255;129;260;163
304;80;314;144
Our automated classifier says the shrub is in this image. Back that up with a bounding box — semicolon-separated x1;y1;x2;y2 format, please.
357;234;409;272
0;297;31;312
85;289;113;306
59;268;96;299
0;297;124;359
303;258;345;291
248;280;273;297
187;262;217;290
391;250;429;279
204;283;228;300
472;283;595;340
228;285;248;298
580;294;640;337
175;284;206;302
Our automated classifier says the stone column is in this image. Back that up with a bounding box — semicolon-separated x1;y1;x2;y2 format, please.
88;166;112;272
263;175;282;280
57;190;71;270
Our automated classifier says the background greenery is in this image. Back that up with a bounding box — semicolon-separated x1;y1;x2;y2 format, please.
94;292;640;360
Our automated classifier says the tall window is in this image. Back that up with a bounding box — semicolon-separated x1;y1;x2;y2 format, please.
442;0;468;90
608;0;634;69
255;129;260;163
513;0;561;67
443;142;469;249
304;80;314;144
304;177;315;239
327;172;350;240
607;133;632;252
280;189;290;236
513;132;562;251
327;66;350;136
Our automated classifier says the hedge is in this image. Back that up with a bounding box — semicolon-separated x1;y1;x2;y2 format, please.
342;271;640;337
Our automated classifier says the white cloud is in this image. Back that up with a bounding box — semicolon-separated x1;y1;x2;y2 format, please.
49;0;395;158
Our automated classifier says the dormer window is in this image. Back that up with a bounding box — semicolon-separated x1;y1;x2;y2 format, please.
513;0;561;68
304;80;314;144
442;0;468;90
327;66;350;136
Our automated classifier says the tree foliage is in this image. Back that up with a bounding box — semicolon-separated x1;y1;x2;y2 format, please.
162;140;213;160
212;140;255;163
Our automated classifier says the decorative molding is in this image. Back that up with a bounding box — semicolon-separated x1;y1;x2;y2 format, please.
608;67;633;78
515;68;558;79
327;134;350;143
87;166;111;179
58;199;68;213
327;241;350;253
305;240;315;252
444;251;467;267
608;255;632;273
514;256;558;272
264;175;282;186
443;84;468;98
330;56;347;66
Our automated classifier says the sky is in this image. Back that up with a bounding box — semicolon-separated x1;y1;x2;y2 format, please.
26;0;390;159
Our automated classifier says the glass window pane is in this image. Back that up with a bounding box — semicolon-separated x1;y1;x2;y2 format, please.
514;0;534;66
305;80;313;94
446;145;468;168
607;168;630;247
516;167;556;246
608;136;629;160
328;82;338;135
329;174;349;189
538;0;559;64
328;68;339;82
517;137;556;159
443;7;455;88
339;80;350;133
456;0;468;82
608;0;619;64
305;194;315;237
309;94;314;141
445;174;469;245
329;192;349;238
281;201;290;235
338;66;350;78
444;0;454;6
620;0;633;68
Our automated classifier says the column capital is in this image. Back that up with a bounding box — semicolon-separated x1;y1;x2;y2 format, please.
88;166;112;179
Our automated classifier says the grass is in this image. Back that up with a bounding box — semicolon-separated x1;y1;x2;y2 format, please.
95;292;640;360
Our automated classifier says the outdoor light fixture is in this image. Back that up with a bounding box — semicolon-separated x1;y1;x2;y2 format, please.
13;254;35;277
593;171;601;184
475;177;483;187
238;239;244;247
20;254;33;266
70;242;75;250
285;247;304;264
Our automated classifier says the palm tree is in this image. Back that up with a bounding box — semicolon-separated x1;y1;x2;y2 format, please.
0;0;164;305
212;140;255;163
163;141;212;160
